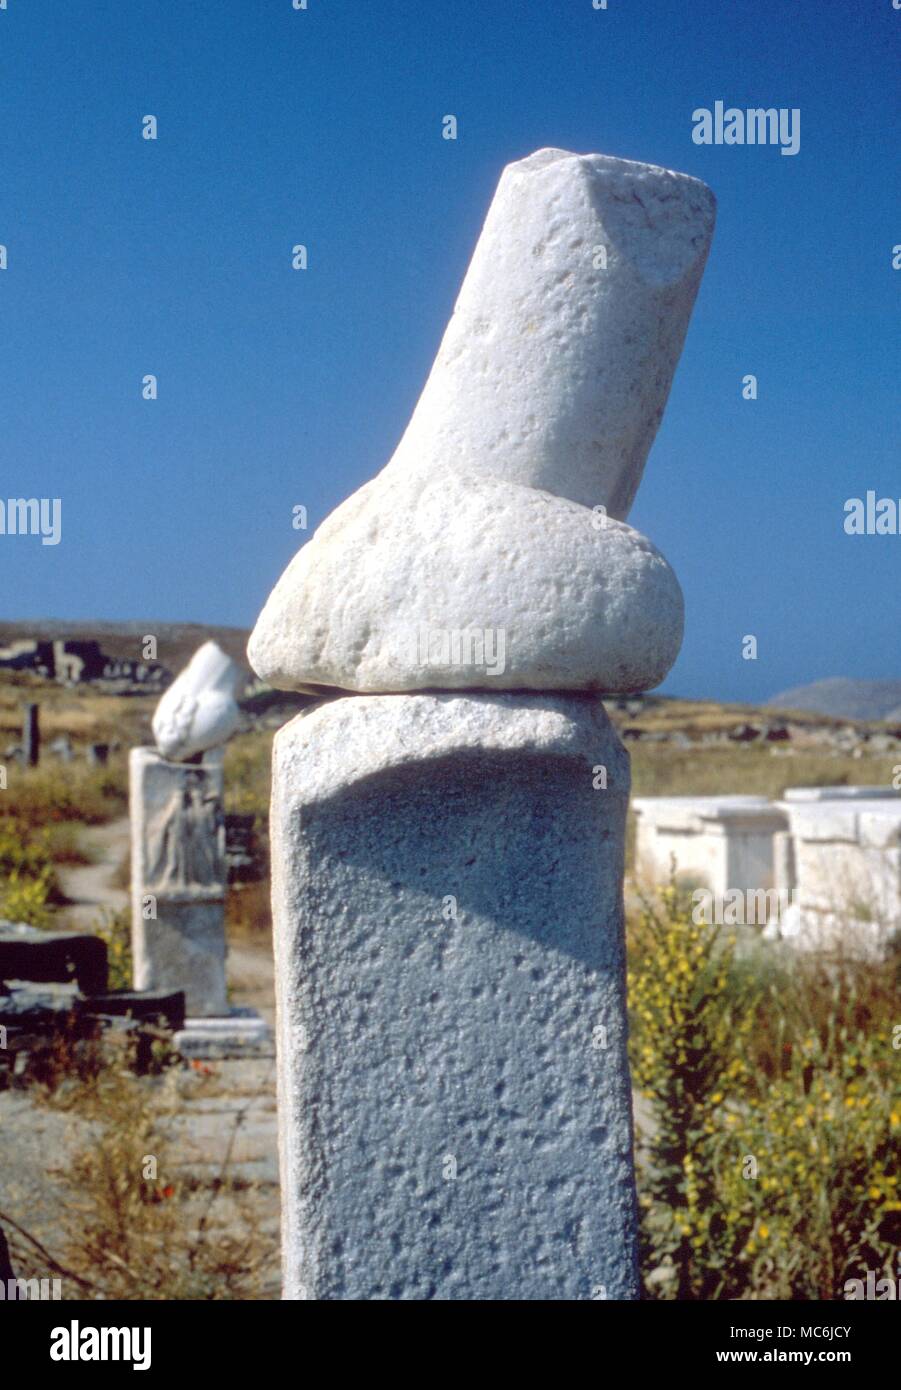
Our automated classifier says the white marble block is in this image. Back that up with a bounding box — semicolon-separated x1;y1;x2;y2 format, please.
632;795;788;896
129;746;228;1017
152;640;243;762
270;693;639;1300
776;798;901;955
173;1009;274;1060
783;785;900;803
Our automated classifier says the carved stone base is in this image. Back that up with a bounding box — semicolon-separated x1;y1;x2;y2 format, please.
130;747;228;1017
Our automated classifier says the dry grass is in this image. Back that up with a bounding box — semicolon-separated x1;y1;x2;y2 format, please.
730;934;901;1082
223;729;275;819
608;696;878;736
1;758;128;830
226;878;272;944
0;671;156;750
628;742;898;799
222;731;273;943
6;1039;275;1300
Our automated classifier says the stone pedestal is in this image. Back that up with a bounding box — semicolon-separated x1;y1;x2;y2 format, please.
270;693;639;1301
776;798;901;956
129;747;228;1017
632;795;788;895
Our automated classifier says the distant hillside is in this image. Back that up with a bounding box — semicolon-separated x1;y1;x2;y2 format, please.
0;619;253;676
768;678;901;722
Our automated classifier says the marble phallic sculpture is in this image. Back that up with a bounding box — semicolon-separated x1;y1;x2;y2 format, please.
251;149;716;1299
152;640;243;762
131;642;271;1053
250;149;714;696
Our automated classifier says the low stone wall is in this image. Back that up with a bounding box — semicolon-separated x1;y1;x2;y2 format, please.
633;787;901;955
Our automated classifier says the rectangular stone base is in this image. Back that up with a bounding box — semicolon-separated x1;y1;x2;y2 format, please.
271;693;639;1301
174;1007;273;1060
632;795;787;895
130;747;228;1017
133;900;228;1017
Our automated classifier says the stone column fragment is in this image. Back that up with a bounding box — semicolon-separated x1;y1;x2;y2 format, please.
271;692;639;1300
22;703;39;767
129;747;227;1017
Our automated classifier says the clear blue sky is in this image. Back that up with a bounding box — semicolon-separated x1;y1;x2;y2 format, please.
1;0;897;701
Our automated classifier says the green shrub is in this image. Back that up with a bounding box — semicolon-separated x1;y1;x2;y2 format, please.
91;908;133;990
2;760;126;832
628;886;901;1300
0;820;56;926
715;1027;899;1298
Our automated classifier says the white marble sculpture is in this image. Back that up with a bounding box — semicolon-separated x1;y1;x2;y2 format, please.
136;644;271;1051
253;149;715;1300
248;149;715;696
152;640;243;762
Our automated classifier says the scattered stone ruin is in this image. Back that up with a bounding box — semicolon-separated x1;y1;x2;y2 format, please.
0;637;170;688
634;786;901;955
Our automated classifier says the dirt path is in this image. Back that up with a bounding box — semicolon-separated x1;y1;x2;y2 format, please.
55;819;277;1024
56;816;130;930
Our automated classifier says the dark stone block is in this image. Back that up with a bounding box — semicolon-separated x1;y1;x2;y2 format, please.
728;723;762;742
85;989;185;1032
0;927;108;994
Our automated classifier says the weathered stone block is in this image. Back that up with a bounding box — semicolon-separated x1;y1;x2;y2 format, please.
0;923;108;994
129;747;227;1017
777;798;901;953
632;795;787;895
271;692;639;1301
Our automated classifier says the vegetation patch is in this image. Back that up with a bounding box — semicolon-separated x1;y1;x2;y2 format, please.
629;887;901;1299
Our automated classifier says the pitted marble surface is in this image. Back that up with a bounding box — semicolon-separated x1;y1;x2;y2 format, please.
248;149;713;697
271;693;639;1300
